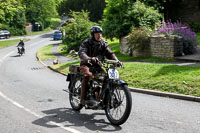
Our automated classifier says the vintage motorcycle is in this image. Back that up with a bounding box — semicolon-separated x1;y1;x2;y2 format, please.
17;46;24;56
65;59;132;125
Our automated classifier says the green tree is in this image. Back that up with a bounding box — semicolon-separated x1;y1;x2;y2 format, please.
0;0;25;24
62;10;96;52
0;0;26;35
24;0;58;30
101;0;162;40
57;0;105;22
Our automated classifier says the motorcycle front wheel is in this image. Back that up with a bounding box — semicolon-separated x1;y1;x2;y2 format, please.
105;85;132;125
69;77;83;111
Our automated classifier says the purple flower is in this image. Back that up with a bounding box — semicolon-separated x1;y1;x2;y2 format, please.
154;20;198;45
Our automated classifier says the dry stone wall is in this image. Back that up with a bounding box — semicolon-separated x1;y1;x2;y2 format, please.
120;35;183;59
150;36;183;58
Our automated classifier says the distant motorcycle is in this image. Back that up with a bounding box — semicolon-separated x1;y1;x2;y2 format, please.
17;46;24;56
65;59;132;125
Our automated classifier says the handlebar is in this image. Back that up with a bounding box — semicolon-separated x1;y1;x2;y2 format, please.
104;59;118;64
88;59;124;68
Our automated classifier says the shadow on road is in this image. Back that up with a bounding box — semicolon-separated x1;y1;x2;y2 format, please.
10;55;21;57
40;33;53;39
32;107;122;132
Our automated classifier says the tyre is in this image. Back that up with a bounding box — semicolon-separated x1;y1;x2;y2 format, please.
69;77;83;111
105;85;132;125
18;51;22;56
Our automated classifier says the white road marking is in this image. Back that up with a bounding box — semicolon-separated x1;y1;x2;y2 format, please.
0;51;14;63
0;49;82;133
0;92;82;133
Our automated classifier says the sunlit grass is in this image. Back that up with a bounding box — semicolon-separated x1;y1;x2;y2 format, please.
51;61;80;74
119;62;200;96
52;61;200;97
37;44;57;60
0;39;29;48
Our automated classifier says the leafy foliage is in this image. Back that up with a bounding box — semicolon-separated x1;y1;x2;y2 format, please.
139;0;164;11
127;27;152;50
101;0;162;39
45;17;61;29
0;0;59;35
57;0;106;22
0;0;26;35
62;10;96;52
188;22;200;33
24;0;58;30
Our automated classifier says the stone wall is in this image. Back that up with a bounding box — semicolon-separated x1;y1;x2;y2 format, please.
150;36;183;59
120;35;183;59
120;37;151;57
120;36;131;55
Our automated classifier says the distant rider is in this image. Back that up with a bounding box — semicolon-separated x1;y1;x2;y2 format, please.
17;39;25;54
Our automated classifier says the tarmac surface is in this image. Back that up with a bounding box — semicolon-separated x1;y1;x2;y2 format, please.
37;43;200;103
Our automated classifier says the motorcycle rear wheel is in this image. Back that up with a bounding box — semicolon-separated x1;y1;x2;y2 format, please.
105;85;132;125
69;77;83;111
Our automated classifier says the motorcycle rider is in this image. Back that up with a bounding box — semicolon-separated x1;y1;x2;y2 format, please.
78;26;122;105
17;39;25;54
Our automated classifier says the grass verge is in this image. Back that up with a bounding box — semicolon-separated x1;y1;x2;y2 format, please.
51;61;80;74
37;44;57;60
0;39;29;48
57;43;79;59
51;61;200;97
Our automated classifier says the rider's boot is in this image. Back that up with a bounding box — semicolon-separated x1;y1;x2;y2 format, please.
80;76;89;105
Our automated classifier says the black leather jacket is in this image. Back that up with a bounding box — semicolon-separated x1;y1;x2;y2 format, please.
17;41;24;47
79;38;118;66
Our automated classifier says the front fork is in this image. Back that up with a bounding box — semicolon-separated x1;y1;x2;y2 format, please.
107;79;128;107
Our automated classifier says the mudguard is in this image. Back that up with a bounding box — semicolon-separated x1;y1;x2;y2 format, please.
66;74;73;89
113;79;128;86
66;74;72;81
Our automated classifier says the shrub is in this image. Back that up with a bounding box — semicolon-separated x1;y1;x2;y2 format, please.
188;22;200;33
0;24;26;36
127;27;152;49
9;28;26;36
0;24;10;30
101;0;162;39
127;27;152;56
154;21;198;55
62;10;96;52
45;17;61;29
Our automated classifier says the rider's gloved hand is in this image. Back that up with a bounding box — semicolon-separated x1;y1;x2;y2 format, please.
91;57;99;64
118;61;124;68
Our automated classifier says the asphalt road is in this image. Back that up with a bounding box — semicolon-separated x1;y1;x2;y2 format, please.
0;31;200;133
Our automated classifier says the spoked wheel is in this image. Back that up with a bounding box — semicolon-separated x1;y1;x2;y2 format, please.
105;85;132;125
69;78;83;111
